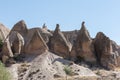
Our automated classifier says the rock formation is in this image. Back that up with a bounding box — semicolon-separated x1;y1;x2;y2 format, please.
94;32;119;69
71;22;96;63
24;29;48;54
11;20;28;38
23;52;97;80
49;24;72;58
1;20;48;63
62;30;79;45
39;24;53;44
1;20;120;80
0;23;10;41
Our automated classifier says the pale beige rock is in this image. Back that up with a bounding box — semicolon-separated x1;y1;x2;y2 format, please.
0;23;10;41
49;24;72;58
24;29;48;54
9;31;24;55
70;22;96;63
94;32;115;69
11;20;28;38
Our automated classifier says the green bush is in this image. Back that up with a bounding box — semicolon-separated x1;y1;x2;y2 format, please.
64;65;73;76
0;61;11;80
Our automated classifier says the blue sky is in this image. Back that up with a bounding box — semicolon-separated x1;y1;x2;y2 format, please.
0;0;120;44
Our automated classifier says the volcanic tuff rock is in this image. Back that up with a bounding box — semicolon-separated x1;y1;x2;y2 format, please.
24;29;48;54
0;23;10;41
49;24;72;58
70;22;96;63
62;30;79;45
23;52;98;80
11;20;48;54
11;20;28;38
94;32;119;69
1;20;120;80
40;24;53;44
1;20;48;63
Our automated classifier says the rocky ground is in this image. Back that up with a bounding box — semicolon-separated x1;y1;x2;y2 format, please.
6;51;120;80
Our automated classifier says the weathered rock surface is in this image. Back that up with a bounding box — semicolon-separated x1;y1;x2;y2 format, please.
0;23;10;41
23;52;98;80
11;20;28;38
1;20;120;80
10;20;48;54
49;24;72;58
9;31;24;55
71;22;96;63
24;29;48;54
1;20;48;63
111;41;120;67
94;32;120;69
40;24;53;44
62;30;79;45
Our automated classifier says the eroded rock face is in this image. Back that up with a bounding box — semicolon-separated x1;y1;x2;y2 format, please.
12;20;28;37
49;24;72;58
23;52;98;80
11;20;48;55
111;40;120;67
9;31;24;55
1;31;24;63
94;32;116;69
24;29;48;54
40;24;53;44
0;23;10;41
1;20;49;63
70;22;96;63
62;30;79;45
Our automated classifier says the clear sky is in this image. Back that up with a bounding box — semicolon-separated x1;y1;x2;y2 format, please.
0;0;120;44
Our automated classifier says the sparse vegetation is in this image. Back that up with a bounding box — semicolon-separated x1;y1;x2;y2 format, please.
64;65;73;76
0;61;11;80
64;65;73;80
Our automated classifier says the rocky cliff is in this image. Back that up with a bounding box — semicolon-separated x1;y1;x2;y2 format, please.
0;20;120;80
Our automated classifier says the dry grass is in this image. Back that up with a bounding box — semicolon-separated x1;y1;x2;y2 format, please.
0;62;12;80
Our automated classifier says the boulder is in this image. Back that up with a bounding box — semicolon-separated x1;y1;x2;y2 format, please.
49;24;72;58
70;22;96;63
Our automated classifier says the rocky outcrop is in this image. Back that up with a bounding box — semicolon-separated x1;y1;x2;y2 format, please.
1;31;24;63
94;32;119;69
1;20;48;63
9;31;24;55
23;52;98;80
11;20;48;54
11;20;28;38
49;24;72;58
24;29;48;54
111;41;120;67
70;22;96;63
62;30;79;45
0;23;10;41
39;24;53;44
